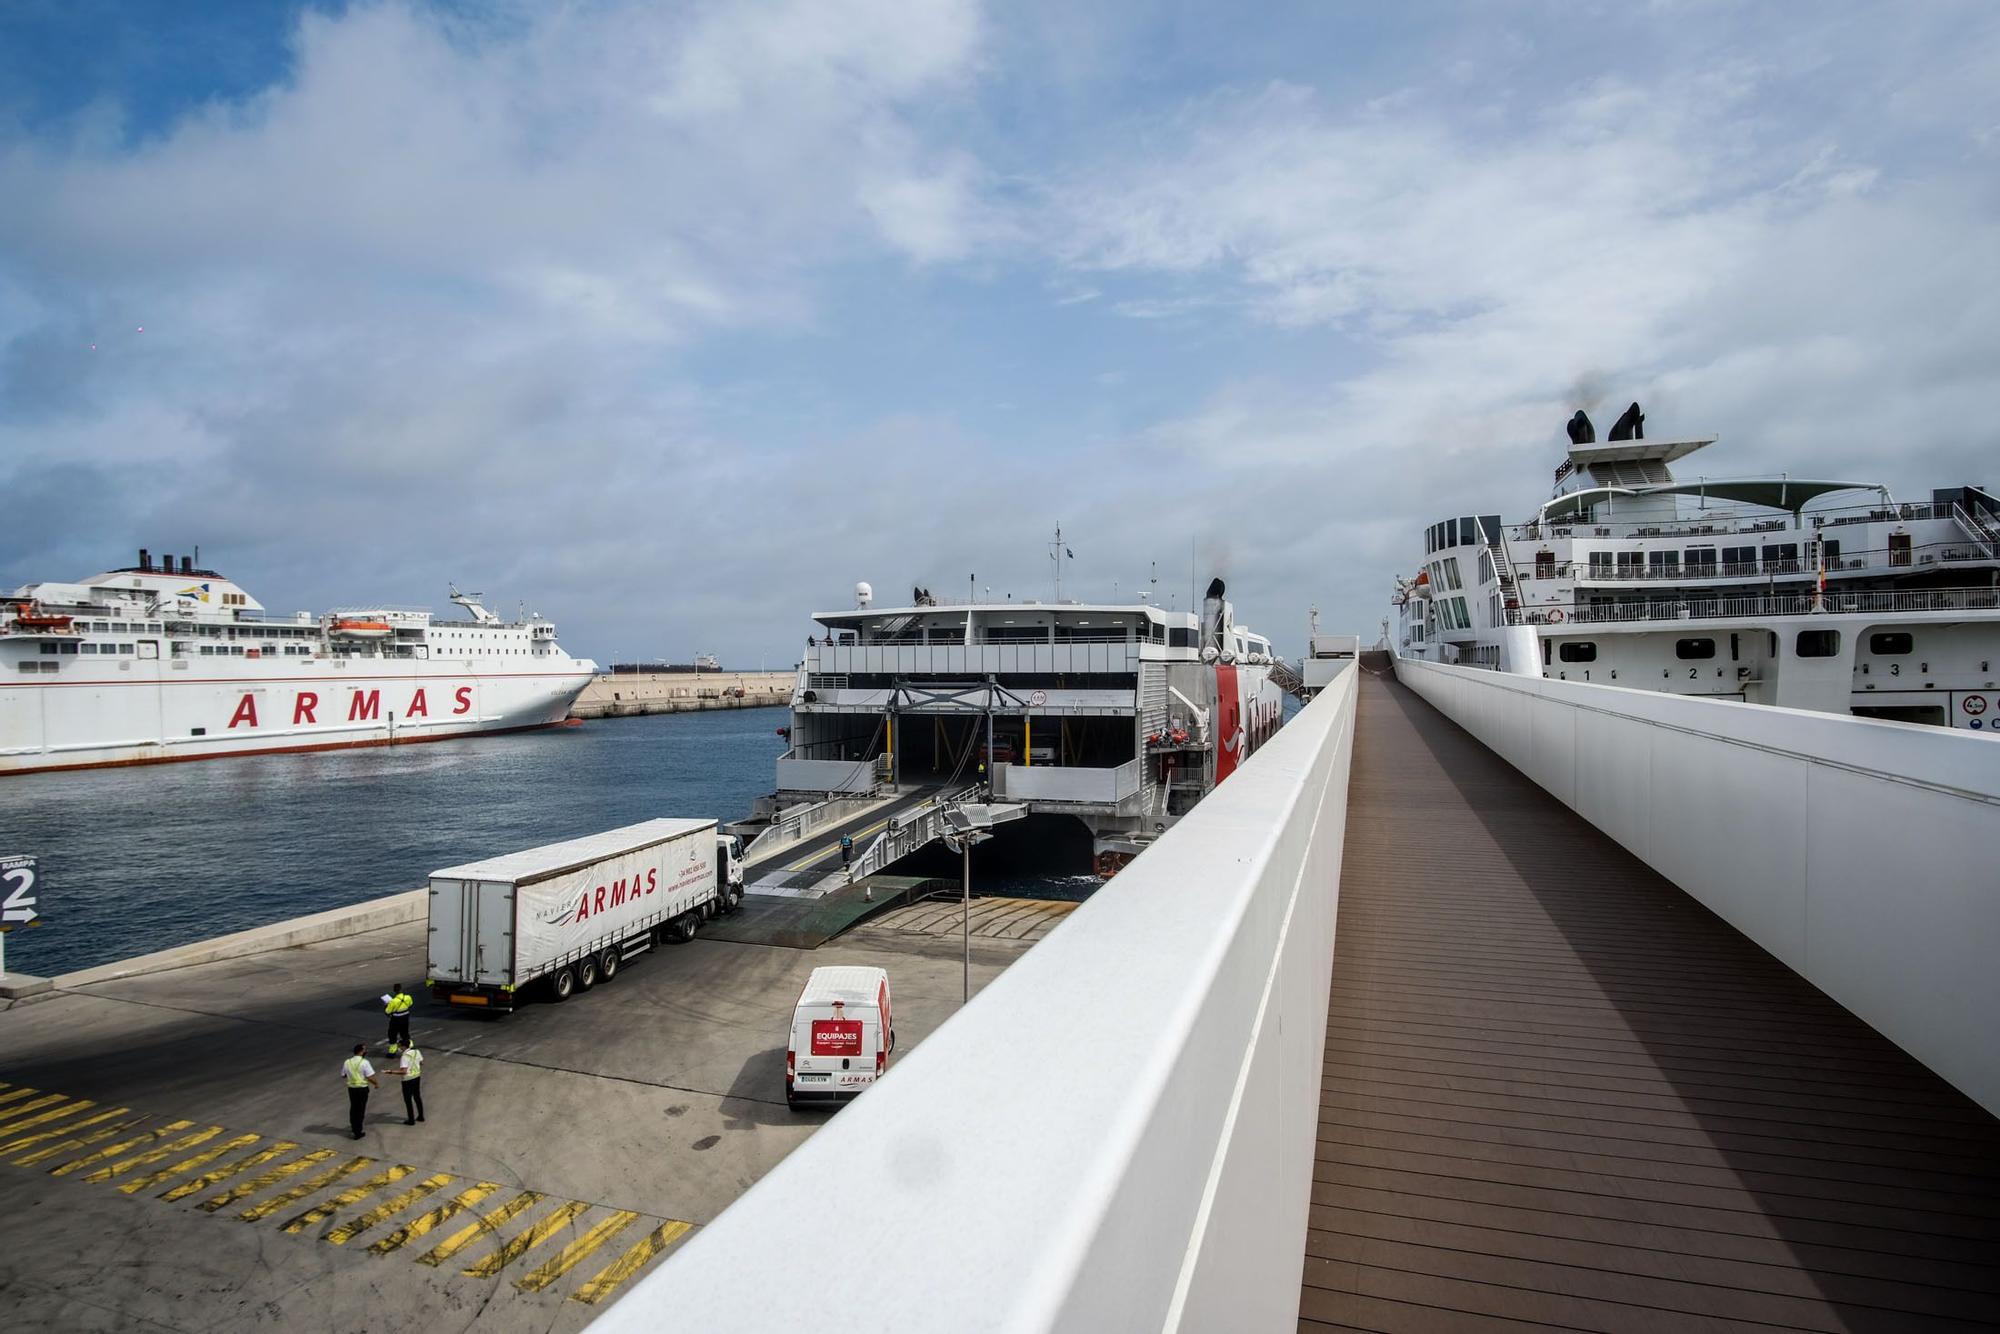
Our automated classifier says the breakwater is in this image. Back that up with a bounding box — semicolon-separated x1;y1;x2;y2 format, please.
569;670;792;718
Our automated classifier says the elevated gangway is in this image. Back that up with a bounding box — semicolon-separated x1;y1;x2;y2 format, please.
745;783;953;896
1306;666;2000;1331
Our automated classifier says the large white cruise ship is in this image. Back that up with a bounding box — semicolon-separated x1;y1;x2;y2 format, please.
2;549;597;774
1392;404;2000;730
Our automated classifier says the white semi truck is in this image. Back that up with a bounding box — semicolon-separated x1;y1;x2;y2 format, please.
427;817;745;1011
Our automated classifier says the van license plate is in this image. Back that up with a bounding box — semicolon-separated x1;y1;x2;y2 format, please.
798;1073;828;1082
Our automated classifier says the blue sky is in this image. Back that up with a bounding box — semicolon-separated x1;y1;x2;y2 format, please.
3;1;1996;663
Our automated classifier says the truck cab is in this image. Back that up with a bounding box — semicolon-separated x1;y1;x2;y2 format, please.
715;833;744;910
786;966;893;1108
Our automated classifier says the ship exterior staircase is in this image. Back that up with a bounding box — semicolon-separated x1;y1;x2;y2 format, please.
1267;656;1308;699
1951;496;2000;561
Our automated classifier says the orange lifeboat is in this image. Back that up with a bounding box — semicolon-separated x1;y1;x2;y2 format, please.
10;601;75;631
330;618;393;639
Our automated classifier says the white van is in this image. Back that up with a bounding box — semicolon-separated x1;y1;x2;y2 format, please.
786;966;894;1109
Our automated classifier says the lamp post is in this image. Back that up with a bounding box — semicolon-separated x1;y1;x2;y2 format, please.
943;802;1025;1003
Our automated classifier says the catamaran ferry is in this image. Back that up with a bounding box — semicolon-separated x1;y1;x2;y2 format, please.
2;549;597;774
1393;405;2000;730
775;576;1286;875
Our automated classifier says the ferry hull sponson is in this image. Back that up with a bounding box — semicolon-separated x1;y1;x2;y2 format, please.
768;579;1287;875
2;553;596;775
1392;410;2000;730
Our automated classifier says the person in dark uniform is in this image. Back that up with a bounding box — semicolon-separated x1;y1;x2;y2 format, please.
342;1044;379;1140
839;834;853;870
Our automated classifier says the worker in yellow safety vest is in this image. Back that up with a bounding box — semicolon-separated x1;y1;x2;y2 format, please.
397;1043;425;1126
384;983;414;1054
342;1043;380;1140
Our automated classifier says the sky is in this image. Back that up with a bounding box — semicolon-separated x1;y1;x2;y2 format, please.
3;1;1996;665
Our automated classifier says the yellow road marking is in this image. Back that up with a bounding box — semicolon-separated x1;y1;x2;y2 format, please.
162;1140;296;1202
237;1155;371;1222
199;1147;337;1211
326;1172;453;1245
0;1098;100;1144
513;1209;638;1293
278;1163;414;1234
121;1132;262;1195
0;1086;42;1108
783;804;923;872
0;1092;71;1125
461;1198;592;1278
570;1219;693;1305
415;1189;543;1267
82;1124;223;1184
13;1117;149;1167
50;1120;195;1177
369;1180;502;1255
0;1107;133;1159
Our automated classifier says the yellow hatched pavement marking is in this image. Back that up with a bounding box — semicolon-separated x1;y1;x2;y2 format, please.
163;1139;295;1202
513;1209;638;1293
122;1132;261;1195
0;1092;71;1125
82;1124;223;1184
0;1086;43;1108
199;1147;337;1211
368;1181;502;1255
461;1198;592;1279
570;1219;693;1306
326;1172;453;1245
237;1155;371;1222
277;1163;414;1234
51;1120;194;1177
0;1099;103;1146
13;1117;149;1166
1;1106;133;1158
414;1190;544;1267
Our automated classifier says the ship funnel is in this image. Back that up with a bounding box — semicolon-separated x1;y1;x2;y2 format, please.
162;552;173;573
181;555;194;574
1202;577;1228;649
139;548;152;572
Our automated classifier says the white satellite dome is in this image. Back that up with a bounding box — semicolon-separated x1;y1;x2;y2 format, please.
855;581;874;607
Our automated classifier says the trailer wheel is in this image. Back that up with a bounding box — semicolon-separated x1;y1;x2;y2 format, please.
577;956;599;991
549;967;576;1002
598;948;620;983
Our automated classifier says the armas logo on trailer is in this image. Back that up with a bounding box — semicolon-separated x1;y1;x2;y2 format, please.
571;867;659;923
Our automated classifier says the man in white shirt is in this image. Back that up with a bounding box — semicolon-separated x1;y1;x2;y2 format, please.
342;1043;379;1140
397;1043;425;1125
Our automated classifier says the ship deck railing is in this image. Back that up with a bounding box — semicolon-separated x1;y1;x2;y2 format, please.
1509;584;2000;626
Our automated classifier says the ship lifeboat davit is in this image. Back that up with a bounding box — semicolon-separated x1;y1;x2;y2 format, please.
330;618;394;639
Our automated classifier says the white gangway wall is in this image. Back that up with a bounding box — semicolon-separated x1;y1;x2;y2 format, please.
593;665;1359;1334
1395;657;2000;1118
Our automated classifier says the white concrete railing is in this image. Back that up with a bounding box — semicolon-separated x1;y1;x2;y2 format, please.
1395;656;2000;1117
595;663;1359;1334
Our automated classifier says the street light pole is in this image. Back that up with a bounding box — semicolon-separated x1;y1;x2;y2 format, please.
962;837;971;1003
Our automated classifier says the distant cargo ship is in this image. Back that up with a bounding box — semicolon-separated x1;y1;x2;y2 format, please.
2;549;597;774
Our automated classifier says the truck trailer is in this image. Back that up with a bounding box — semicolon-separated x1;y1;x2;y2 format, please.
427;818;745;1011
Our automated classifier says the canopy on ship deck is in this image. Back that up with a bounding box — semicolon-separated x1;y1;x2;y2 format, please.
1538;478;1886;523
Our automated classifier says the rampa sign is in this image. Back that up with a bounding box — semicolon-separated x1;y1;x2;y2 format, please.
1;855;38;931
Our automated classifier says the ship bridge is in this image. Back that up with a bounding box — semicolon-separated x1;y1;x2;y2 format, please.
600;649;2000;1332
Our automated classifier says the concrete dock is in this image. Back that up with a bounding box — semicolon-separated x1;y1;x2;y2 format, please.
0;896;1069;1331
568;671;792;719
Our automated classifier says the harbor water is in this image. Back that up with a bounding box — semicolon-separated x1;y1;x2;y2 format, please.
1;708;791;977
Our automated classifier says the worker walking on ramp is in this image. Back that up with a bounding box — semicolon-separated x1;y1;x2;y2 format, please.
383;982;414;1053
342;1043;379;1140
398;1042;425;1125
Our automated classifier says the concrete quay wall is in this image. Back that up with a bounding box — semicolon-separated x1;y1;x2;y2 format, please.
569;671;793;718
1394;655;2000;1118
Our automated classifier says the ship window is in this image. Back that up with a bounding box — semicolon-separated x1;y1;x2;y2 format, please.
60;642;78;654
40;643;57;654
1542;639;1552;665
18;662;37;673
1869;632;1913;655
1588;552;1612;576
1557;642;1597;663
1796;629;1840;658
81;643;99;654
1675;638;1716;660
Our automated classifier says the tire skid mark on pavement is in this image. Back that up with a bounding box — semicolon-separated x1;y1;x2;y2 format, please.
0;1086;696;1305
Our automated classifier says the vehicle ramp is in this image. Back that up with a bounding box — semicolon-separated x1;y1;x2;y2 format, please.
1307;669;2000;1331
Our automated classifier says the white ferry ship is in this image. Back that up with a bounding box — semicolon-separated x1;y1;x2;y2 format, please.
1392;405;2000;730
778;577;1286;875
2;549;597;774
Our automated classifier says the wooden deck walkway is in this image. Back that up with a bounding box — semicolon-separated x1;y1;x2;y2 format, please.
1305;668;2000;1332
